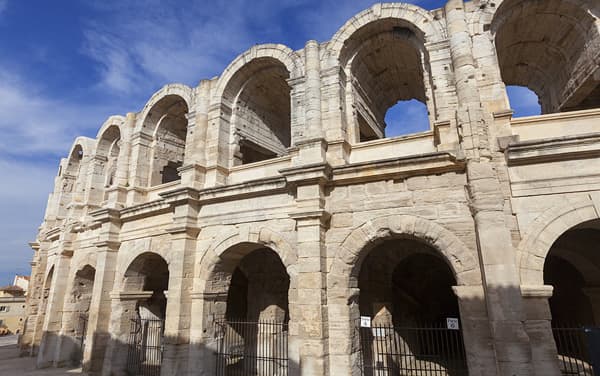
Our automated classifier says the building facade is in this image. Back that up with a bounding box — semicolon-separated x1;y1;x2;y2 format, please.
20;0;600;375
0;276;28;335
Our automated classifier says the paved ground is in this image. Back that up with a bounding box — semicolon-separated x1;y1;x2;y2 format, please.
0;336;82;375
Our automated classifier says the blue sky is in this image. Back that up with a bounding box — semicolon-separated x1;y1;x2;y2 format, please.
0;0;540;285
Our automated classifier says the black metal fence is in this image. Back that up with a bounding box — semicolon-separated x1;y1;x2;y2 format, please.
215;319;288;376
553;326;600;376
126;318;165;376
78;314;88;365
358;323;469;376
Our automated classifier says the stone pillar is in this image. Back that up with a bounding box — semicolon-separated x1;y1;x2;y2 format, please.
106;112;134;208
453;286;498;376
102;292;152;376
159;188;200;376
583;287;600;326
445;1;533;374
126;132;153;205
37;250;72;368
20;241;46;356
282;162;331;376
81;208;121;374
304;40;323;141
521;285;561;376
180;81;210;190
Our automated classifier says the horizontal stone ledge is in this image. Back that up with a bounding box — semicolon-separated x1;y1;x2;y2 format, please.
521;285;553;298
109;291;154;301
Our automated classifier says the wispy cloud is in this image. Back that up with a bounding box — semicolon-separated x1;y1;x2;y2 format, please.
0;0;7;16
0;67;114;157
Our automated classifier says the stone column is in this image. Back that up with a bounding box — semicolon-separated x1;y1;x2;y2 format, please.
37;248;72;368
180;81;210;190
80;208;121;374
159;188;200;376
20;241;46;356
445;1;533;374
106;112;134;208
102;292;152;376
453;286;498;376
521;285;561;376
304;40;322;141
126;132;153;205
583;287;600;326
282;163;331;376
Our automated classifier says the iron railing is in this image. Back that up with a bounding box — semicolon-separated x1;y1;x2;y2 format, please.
126;317;165;376
78;314;88;365
553;325;599;376
358;323;469;376
215;319;288;376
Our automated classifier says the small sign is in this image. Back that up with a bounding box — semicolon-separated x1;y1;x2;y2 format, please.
360;316;371;328
372;327;386;337
447;318;460;330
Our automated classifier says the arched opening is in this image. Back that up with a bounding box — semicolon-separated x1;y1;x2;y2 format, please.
544;219;600;373
493;0;600;114
384;99;430;137
357;238;467;375
223;58;291;165
341;20;434;142
144;95;188;186
122;252;169;375
213;244;290;375
63;265;95;364
506;85;541;117
96;125;121;189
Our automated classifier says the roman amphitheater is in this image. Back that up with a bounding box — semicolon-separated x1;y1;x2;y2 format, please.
19;0;600;375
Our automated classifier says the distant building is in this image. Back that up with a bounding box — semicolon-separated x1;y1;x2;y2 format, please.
0;276;28;335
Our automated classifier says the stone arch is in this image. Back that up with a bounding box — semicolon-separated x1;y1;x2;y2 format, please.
518;196;600;285
213;44;303;102
96;116;126;145
198;224;297;288
212;44;302;166
137;84;194;134
326;3;445;65
329;214;480;290
326;4;445;141
489;0;600;113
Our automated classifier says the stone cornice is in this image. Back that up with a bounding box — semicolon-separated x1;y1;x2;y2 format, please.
279;162;332;186
197;176;287;203
90;208;121;223
110;291;153;301
506;132;600;166
159;187;201;206
331;152;464;184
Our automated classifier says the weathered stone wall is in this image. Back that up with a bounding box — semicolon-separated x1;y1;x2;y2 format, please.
21;1;600;376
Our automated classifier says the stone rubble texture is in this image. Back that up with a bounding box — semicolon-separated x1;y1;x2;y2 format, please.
19;0;600;375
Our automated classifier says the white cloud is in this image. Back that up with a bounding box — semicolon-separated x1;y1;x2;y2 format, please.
0;67;115;157
0;0;7;15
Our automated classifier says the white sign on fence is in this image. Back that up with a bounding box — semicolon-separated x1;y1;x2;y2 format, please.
447;317;460;330
360;316;371;328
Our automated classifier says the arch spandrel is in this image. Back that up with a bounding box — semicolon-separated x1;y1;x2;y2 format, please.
326;3;446;66
517;197;600;285
329;214;480;289
212;43;303;105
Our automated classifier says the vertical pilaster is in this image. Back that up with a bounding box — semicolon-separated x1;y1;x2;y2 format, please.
453;286;498;376
83;208;121;374
37;246;72;368
282;163;331;376
20;241;46;356
445;1;533;374
126;132;153;205
160;188;200;376
521;286;561;376
106;112;134;208
304;40;323;142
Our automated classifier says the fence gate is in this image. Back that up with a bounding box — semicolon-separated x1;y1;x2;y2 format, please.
553;326;600;376
78;314;88;365
126;318;165;376
358;322;469;376
215;319;288;376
